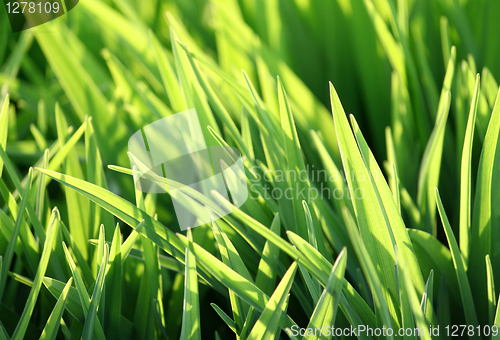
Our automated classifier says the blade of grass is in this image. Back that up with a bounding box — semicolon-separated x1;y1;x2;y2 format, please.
39;277;73;340
459;73;479;266
487;255;496;326
305;248;347;340
435;188;479;328
0;94;9;177
82;244;109;340
247;262;297;340
180;247;201;340
11;206;59;340
330;82;400;327
0;168;33;303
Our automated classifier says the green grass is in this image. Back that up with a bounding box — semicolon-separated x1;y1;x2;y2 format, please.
1;0;500;338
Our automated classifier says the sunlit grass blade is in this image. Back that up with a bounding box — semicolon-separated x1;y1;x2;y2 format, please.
460;73;479;266
120;220;145;265
62;242;107;340
421;270;435;326
399;248;432;340
486;255;496;326
35;168;186;261
211;303;237;334
330;81;400;327
247;262;297;340
0;168;32;303
176;233;297;330
211;217;251;332
254;214;281;296
82;244;109;340
39;277;73;340
11;206;59;340
105;225;122;340
180;247;201;340
470;85;500;317
435;188;479;327
0;94;9;177
341;207;393;335
350;114;424;294
33;22;128;163
305;248;347;340
417;46;455;234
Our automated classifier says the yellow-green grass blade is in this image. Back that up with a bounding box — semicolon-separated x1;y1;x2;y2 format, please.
0;321;8;340
62;242;106;340
330;82;400;327
440;17;451;66
417;47;455;235
399;248;432;340
459;74;479;266
487;255;497;326
0;177;39;272
149;31;184;112
470;85;500;318
435;188;479;328
35;168;186;261
482;68;499;109
211;303;237;335
247;262;297;340
406;229;460;298
35;149;48;220
395;245;416;340
305;248;347;340
10;205;59;340
56;105;91;262
495;299;500;340
82;244;109;340
0;94;9;177
104;225;122;340
350;115;424;296
211;217;252;331
278;77;308;239
120;220;145;265
85;117;115;255
39;277;73;340
170;28;219;146
298;261;320;307
43;277;86;324
310;129;351;214
254;214;281;296
180;247;201;340
211;191;376;328
109;160;266;256
101;49;170;122
34;23;128;164
176;233;297;331
341;207;393;336
0;146;45;248
0;168;33;303
60;221;93;285
421;270;435;326
134;188;166;332
179;42;250;157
